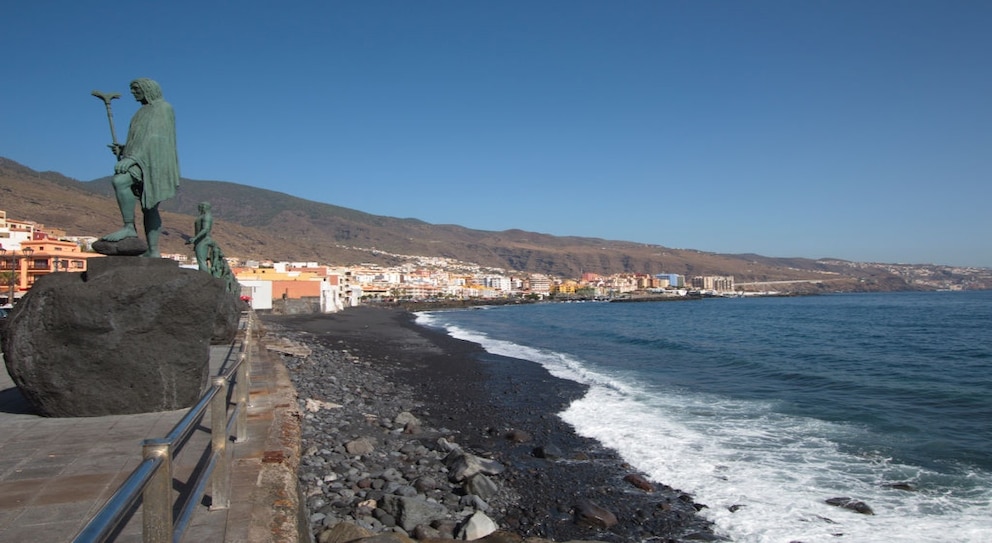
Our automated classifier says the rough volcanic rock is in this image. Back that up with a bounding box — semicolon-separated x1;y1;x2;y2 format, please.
266;308;718;542
825;497;875;515
573;499;618;529
212;289;242;344
623;473;655;492
1;256;240;416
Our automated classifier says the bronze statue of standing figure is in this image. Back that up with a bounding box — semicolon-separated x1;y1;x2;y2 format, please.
186;201;238;292
93;78;179;257
187;201;215;272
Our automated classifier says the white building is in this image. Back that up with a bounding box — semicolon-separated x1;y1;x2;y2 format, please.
237;280;274;310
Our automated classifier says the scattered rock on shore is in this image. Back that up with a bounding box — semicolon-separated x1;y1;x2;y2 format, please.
825;497;875;515
263;311;717;542
622;473;654;493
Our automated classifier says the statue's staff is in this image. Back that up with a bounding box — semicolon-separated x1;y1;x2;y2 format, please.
91;90;122;159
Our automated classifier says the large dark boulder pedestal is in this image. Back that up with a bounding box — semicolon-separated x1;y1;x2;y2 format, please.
0;257;241;417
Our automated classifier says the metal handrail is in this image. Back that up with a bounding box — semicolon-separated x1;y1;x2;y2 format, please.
73;310;256;543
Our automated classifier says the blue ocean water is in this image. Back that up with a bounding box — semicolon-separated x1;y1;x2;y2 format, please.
416;291;992;543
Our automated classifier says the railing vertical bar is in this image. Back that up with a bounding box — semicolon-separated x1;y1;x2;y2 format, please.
72;310;258;543
172;452;220;542
235;352;249;442
142;439;174;543
72;457;161;543
245;336;254;406
209;376;232;510
245;317;254;407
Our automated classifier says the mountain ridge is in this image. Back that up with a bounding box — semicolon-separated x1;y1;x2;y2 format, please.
3;157;986;292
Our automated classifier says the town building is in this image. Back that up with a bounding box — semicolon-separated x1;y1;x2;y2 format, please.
2;211;98;304
232;264;343;312
655;273;685;288
691;275;736;292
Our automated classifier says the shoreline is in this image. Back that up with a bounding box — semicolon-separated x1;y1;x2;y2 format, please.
262;306;716;542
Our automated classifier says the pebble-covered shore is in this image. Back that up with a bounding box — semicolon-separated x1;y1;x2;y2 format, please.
262;308;718;543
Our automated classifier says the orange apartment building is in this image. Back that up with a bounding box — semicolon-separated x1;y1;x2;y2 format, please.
1;210;100;304
1;238;99;303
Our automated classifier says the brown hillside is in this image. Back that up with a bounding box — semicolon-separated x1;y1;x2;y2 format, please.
0;157;909;290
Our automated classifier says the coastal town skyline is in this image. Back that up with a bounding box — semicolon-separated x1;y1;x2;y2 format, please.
2;2;990;268
3;206;990;311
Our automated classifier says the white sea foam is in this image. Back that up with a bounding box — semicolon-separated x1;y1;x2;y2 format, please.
418;314;632;392
416;312;992;543
560;385;992;542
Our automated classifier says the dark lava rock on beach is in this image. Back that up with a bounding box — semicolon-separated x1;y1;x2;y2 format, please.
825;497;875;515
263;307;717;542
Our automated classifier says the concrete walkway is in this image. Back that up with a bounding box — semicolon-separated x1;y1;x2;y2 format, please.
0;318;303;542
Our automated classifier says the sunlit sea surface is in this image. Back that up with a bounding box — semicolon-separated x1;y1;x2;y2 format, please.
416;291;992;542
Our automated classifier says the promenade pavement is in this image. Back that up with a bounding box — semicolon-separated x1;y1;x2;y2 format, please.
0;317;304;543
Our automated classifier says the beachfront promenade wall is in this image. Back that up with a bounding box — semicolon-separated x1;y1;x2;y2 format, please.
0;311;307;542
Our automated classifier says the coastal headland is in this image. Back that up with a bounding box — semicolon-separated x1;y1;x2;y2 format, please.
263;306;716;542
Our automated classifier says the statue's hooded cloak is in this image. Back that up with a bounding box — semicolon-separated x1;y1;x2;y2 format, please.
123;78;179;209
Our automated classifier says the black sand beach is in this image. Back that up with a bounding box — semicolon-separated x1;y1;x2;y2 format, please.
262;306;716;542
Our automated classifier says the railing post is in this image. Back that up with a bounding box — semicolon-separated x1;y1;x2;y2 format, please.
244;315;254;407
142;439;173;543
210;377;231;510
235;352;249;443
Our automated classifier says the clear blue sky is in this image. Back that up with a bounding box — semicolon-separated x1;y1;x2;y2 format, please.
3;1;990;267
